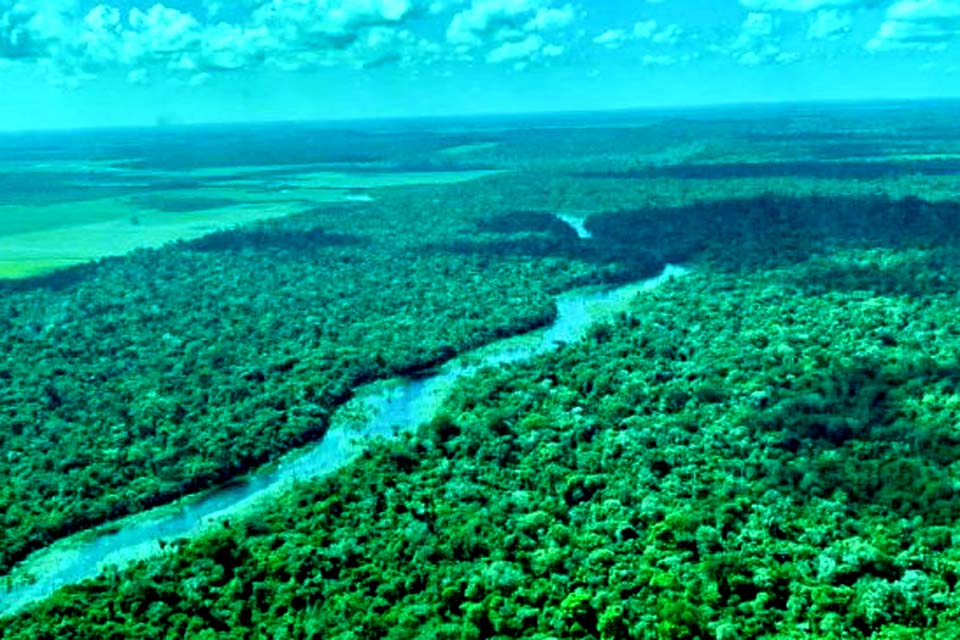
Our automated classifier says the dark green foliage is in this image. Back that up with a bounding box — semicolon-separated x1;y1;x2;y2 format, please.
577;158;960;180
9;258;960;638
183;222;364;252
476;211;578;236
440;210;665;284
8;104;960;638
0;188;603;575
587;195;960;269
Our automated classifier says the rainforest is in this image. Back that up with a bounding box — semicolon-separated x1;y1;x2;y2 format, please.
1;101;960;639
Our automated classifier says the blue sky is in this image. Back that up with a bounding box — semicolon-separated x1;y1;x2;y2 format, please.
1;0;959;130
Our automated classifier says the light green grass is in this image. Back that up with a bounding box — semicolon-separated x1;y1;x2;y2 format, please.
0;164;503;279
0;198;313;279
437;142;502;156
235;169;505;190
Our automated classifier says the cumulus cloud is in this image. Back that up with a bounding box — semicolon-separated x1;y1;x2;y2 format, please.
807;8;853;38
75;5;125;67
592;19;683;50
649;23;682;44
593;29;626;49
127;5;201;58
867;0;960;50
717;11;799;65
483;32;564;70
253;0;413;50
195;23;273;71
740;0;880;10
632;20;658;40
1;0;471;83
2;0;575;83
0;0;77;60
446;0;573;46
444;0;573;69
524;5;574;31
486;32;541;62
541;42;563;56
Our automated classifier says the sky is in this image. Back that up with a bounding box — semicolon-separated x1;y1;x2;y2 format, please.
1;0;959;130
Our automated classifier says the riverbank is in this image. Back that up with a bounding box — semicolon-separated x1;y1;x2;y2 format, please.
8;249;960;637
0;264;686;617
0;171;636;579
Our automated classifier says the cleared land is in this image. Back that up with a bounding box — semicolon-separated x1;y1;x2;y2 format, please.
0;163;501;279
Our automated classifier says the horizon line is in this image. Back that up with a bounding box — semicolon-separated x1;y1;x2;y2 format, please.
2;95;959;136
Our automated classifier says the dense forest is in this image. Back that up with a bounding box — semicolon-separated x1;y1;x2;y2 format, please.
7;246;960;638
6;108;960;637
0;183;627;576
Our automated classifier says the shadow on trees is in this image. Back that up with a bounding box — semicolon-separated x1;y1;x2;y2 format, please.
585;194;960;271
0;261;109;293
476;211;577;236
182;224;366;253
434;196;960;282
576;158;960;180
757;357;960;524
432;210;666;283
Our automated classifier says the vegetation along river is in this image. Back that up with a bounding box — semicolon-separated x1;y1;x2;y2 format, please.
0;225;686;617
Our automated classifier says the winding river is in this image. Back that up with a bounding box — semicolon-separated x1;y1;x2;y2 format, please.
0;227;686;617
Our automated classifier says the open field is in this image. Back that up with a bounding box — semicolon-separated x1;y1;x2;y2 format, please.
0;159;501;278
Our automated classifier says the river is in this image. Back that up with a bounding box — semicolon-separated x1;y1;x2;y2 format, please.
0;229;685;618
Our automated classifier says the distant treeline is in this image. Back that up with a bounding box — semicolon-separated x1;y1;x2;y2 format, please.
586;195;960;268
576;159;960;181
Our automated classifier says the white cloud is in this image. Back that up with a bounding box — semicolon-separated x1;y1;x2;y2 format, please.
486;32;541;62
0;0;77;60
807;8;853;38
447;0;539;45
541;42;563;56
888;0;960;19
127;5;201;56
197;23;274;71
3;0;577;83
867;0;960;50
633;20;657;40
253;0;414;49
1;0;456;82
740;0;877;11
739;11;777;40
593;28;626;49
592;19;684;50
482;31;563;67
716;11;799;65
76;5;125;67
446;0;573;46
524;5;574;31
651;23;682;44
444;0;574;67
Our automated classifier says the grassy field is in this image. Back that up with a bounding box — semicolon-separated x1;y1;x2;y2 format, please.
0;159;501;279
